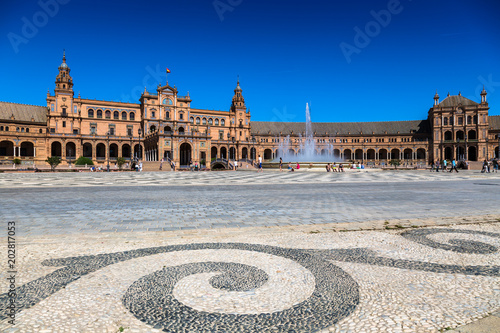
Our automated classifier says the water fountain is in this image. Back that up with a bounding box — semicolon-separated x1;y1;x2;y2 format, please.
274;103;334;163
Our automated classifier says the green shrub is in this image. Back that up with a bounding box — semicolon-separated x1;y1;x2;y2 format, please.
46;156;61;171
74;156;94;166
116;157;126;170
13;158;21;165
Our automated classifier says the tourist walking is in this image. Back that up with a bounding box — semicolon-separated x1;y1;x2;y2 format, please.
279;157;283;172
449;159;459;173
160;158;163;170
442;159;447;171
430;161;434;172
171;160;175;171
435;160;440;172
258;155;263;172
482;160;489;173
493;159;498;173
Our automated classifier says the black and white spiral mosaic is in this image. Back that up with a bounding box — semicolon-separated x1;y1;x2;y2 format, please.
0;228;499;332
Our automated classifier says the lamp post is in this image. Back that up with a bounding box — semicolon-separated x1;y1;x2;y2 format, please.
129;134;133;169
138;128;142;161
252;136;255;162
486;138;489;160
106;131;110;172
227;132;230;161
68;148;72;168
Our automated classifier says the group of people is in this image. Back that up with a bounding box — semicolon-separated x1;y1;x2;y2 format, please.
482;159;499;173
430;159;459;173
325;163;346;172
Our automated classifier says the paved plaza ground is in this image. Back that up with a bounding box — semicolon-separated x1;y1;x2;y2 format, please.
0;170;499;332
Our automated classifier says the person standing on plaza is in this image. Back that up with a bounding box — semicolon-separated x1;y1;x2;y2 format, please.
430;161;434;172
160;158;163;171
493;159;498;173
449;158;459;173
279;157;283;172
435;160;440;172
171;160;175;171
258;155;263;172
442;159;447;171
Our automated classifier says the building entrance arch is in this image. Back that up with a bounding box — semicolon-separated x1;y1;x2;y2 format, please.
179;142;192;166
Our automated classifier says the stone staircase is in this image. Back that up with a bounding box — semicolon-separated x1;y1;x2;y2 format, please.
140;161;171;171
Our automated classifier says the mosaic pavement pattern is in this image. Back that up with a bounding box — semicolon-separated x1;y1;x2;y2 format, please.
0;223;499;332
0;172;499;332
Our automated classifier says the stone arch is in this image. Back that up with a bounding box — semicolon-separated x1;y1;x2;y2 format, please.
444;146;453;160
333;149;340;159
456;130;464;140
343;149;352;160
220;147;227;159
20;141;34;157
468;146;477;161
444;131;453;141
241;147;248;159
211;146;218;159
66;142;76;159
51;141;62;157
110;143;119;158
355;149;363;160
179;142;192;166
83;143;92;158
390;148;400;160
367;149;375;160
379;149;388;160
403;148;413;160
468;130;477;140
416;148;426;159
0;140;14;156
122;144;131;159
264;149;273;160
96;143;106;160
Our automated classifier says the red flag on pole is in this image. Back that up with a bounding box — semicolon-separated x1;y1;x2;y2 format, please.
166;68;171;73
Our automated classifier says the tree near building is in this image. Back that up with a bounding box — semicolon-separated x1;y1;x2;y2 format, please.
116;157;126;170
45;156;61;171
389;159;401;169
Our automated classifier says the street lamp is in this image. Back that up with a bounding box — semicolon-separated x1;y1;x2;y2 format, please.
252;136;256;161
227;132;230;161
129;134;133;169
486;138;489;160
138;128;142;161
106;131;110;172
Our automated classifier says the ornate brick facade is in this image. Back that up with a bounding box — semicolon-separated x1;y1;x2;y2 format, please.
1;54;499;168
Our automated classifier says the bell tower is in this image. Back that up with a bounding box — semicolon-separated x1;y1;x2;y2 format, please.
230;78;250;143
55;50;73;96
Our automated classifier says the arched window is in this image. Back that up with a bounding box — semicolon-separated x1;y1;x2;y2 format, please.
190;117;194;123
97;110;102;118
0;126;3;131
129;112;135;120
444;117;448;125
150;125;156;133
196;117;200;124
113;111;119;120
122;112;127;120
449;117;454;125
164;126;172;133
88;109;94;118
221;119;225;126
105;110;111;119
202;118;207;125
215;119;219;126
26;128;29;133
473;115;478;124
165;111;170;119
208;118;213;125
467;115;472;125
178;127;185;133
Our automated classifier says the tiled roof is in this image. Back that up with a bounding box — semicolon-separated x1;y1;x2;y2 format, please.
0;101;47;123
489;115;500;130
438;95;478;107
251;120;430;136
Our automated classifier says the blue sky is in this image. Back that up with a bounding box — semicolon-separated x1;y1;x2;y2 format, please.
1;0;499;123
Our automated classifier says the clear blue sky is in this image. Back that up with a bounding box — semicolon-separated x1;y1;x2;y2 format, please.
1;0;499;123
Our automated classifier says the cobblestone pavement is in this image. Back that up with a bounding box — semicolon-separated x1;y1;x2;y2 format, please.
0;171;499;332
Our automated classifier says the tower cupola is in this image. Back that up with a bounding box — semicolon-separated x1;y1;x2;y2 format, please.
55;50;73;95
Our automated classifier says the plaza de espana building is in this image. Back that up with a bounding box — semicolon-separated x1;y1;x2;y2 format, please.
1;54;499;169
